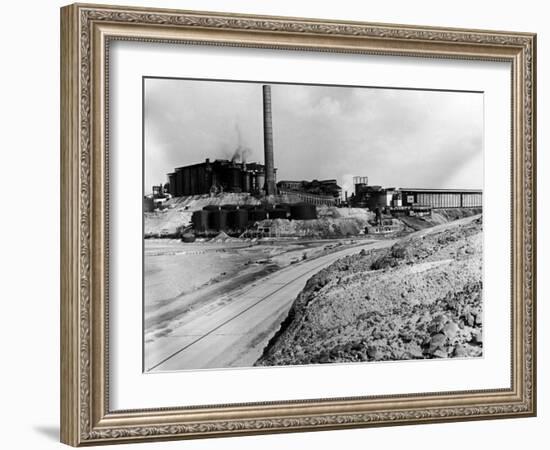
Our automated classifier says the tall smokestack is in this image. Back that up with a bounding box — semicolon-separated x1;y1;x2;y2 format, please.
262;85;276;196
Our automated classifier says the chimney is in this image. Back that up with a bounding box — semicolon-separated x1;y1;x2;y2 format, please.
262;85;276;196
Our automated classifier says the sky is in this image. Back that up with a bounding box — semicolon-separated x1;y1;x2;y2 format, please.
144;78;483;196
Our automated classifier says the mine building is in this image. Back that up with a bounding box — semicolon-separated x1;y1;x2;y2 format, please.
167;159;275;197
277;179;341;198
399;188;483;209
277;179;342;205
350;176;482;210
277;180;303;191
351;184;400;210
167;84;278;198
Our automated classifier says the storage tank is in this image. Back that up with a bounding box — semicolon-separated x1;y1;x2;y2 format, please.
181;233;196;243
268;208;288;219
143;196;155;213
210;209;228;231
250;209;268;221
192;210;209;232
222;205;238;229
230;167;241;191
230;209;249;230
255;172;265;193
276;203;291;211
290;203;317;220
241;171;251;193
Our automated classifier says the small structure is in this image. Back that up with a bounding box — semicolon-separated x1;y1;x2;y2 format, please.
351;185;401;210
365;218;404;235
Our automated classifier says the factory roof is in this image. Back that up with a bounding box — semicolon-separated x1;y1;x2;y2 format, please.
173;159;266;170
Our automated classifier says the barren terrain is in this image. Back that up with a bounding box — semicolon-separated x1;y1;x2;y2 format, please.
256;215;483;366
144;237;391;371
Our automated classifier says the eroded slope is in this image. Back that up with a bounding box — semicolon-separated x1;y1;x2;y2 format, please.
256;216;483;366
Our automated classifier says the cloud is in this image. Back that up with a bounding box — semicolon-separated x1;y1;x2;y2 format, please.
144;79;483;194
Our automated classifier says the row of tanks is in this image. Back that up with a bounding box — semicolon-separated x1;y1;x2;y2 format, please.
191;202;317;236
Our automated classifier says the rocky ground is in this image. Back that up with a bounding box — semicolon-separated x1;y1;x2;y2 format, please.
144;195;377;239
256;215;483;366
144;193;262;237
257;207;375;238
400;207;482;231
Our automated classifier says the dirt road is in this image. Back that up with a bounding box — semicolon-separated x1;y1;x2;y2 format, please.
145;238;397;372
145;214;481;372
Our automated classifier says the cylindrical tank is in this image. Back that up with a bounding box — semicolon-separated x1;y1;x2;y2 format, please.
143;197;155;213
230;209;249;230
250;209;267;222
181;233;196;243
241;171;251;193
276;203;291;211
267;208;288;219
223;205;238;229
192;210;209;232
230;167;241;191
290;203;317;220
210;209;228;231
226;210;236;229
206;210;217;230
255;172;265;193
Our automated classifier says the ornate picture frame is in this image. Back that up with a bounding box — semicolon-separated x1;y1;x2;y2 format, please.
60;3;536;446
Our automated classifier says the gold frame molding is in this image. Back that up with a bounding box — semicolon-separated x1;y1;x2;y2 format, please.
60;3;536;446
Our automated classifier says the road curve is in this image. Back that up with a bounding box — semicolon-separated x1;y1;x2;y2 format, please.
145;238;396;372
145;214;481;372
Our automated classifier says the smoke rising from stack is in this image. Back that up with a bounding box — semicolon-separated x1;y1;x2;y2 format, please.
230;145;251;163
229;123;252;163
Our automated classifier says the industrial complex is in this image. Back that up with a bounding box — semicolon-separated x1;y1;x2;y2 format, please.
349;179;483;211
144;82;485;372
145;83;482;239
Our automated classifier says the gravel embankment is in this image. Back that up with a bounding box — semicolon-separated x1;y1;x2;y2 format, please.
256;216;483;366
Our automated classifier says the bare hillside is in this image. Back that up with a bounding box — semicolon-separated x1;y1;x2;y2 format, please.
256;215;483;366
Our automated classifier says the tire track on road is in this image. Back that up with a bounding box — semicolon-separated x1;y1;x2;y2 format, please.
147;257;343;371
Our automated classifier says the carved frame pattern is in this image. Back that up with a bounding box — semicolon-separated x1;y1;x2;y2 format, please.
60;3;536;446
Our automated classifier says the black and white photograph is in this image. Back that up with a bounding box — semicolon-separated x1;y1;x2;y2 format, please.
143;78;484;373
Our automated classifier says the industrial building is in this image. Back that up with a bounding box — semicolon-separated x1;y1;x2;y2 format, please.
167;159;273;197
277;179;342;201
400;188;482;209
158;79;482;232
350;178;482;210
167;84;278;198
